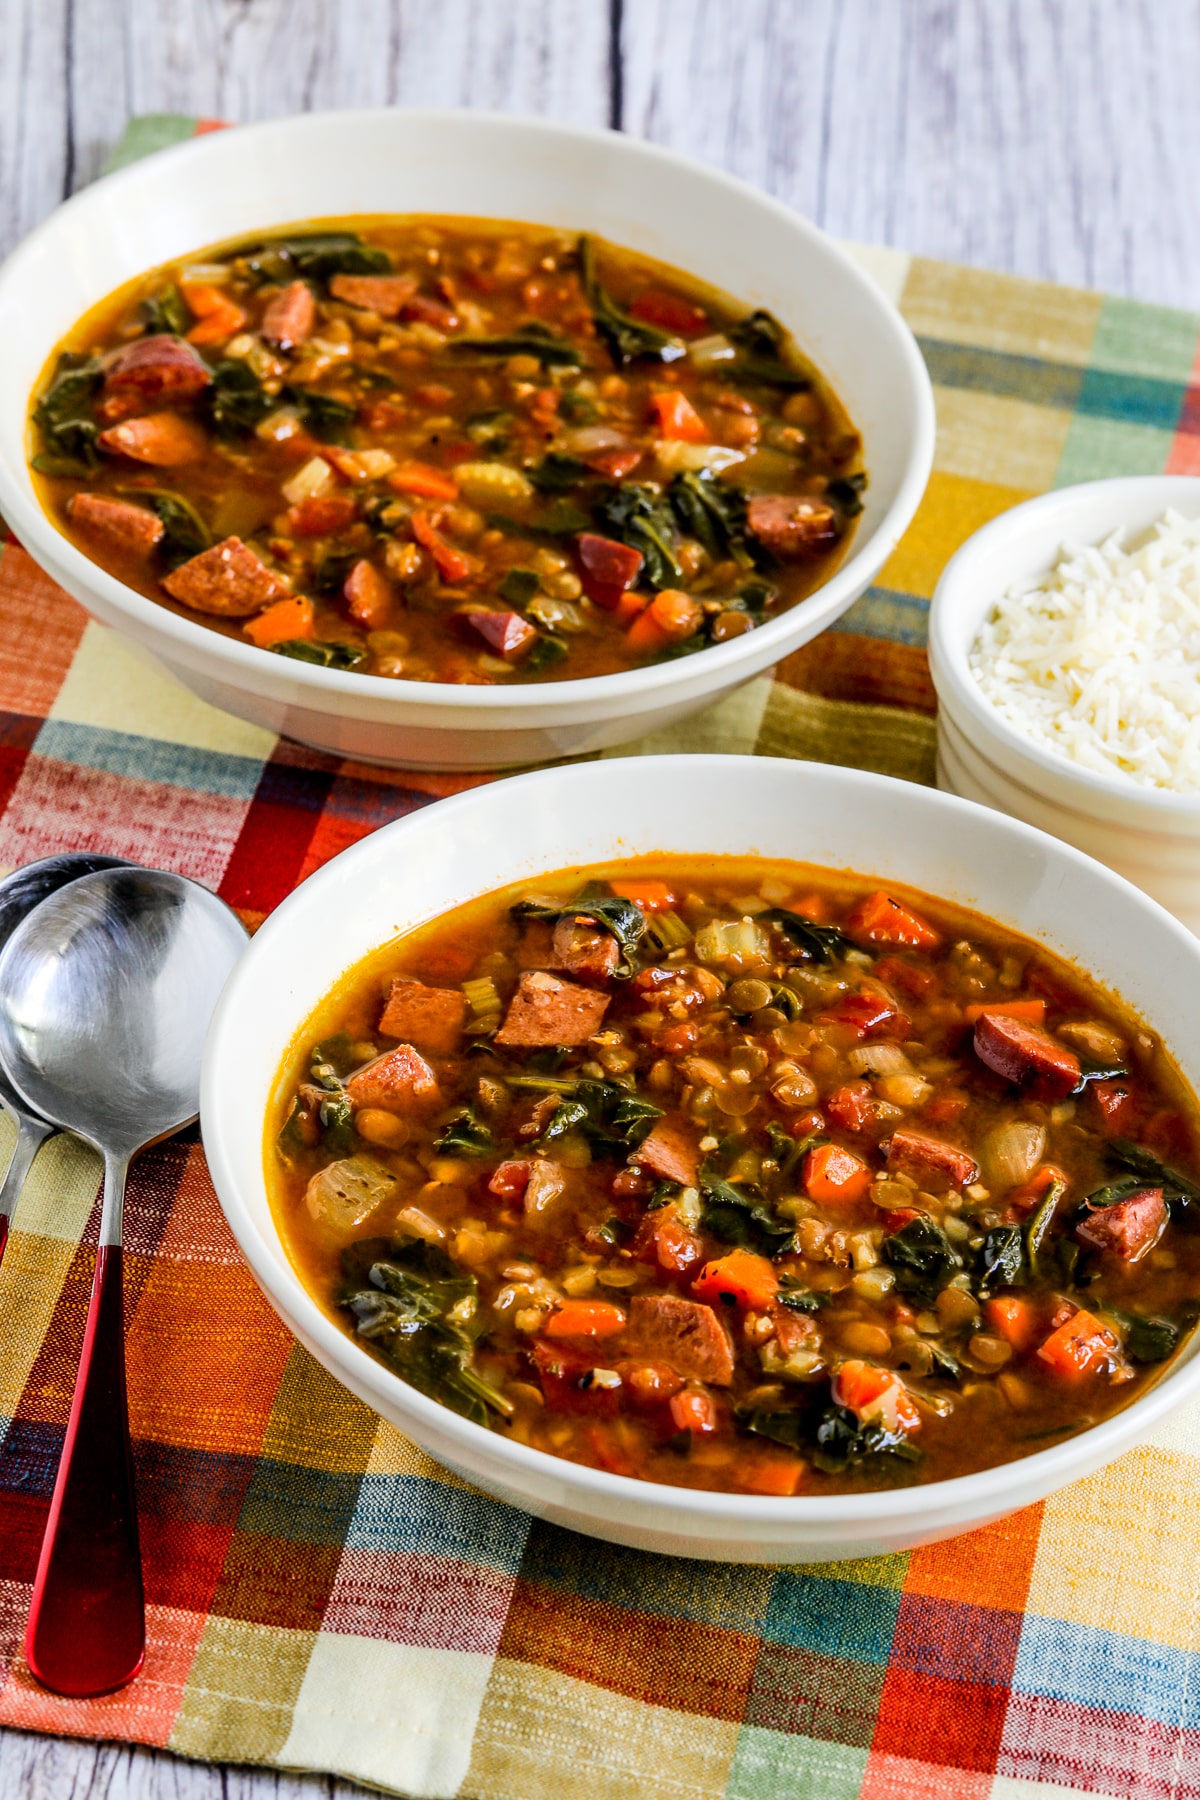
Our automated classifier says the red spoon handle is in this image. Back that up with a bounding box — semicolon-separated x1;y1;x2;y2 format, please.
25;1237;144;1696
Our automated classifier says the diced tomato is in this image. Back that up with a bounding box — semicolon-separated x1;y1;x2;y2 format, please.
658;1019;700;1055
1091;1080;1139;1134
242;595;314;648
628;288;710;335
1036;1308;1114;1381
873;956;937;1000
410;510;477;582
632;1202;704;1274
532;1342;619;1415
963;999;1047;1026
845;890;941;951
627;589;705;654
832;1360;921;1432
608;878;678;912
488;1160;532;1202
692;1249;779;1311
825;1081;875;1133
618;1360;684;1404
669;1388;717;1434
587;1421;638;1476
286;494;358;537
816;990;909;1042
613;589;652;625
586;447;643;481
922;1089;970;1126
982;1294;1042;1353
544;1300;628;1339
803;1142;872;1205
387;461;460;502
648;390;708;442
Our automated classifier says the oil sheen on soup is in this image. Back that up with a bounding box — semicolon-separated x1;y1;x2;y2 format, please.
30;219;866;685
267;858;1200;1497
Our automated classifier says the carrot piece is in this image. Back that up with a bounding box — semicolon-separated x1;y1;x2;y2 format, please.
387;461;460;502
845;889;941;951
832;1360;921;1432
982;1295;1041;1353
242;595;314;648
964;999;1047;1025
1008;1162;1070;1214
740;1452;805;1496
182;282;247;346
692;1249;779;1311
612;589;652;625
803;1142;872;1205
669;1389;717;1434
625;588;704;654
608;877;678;912
410;509;476;582
649;389;709;442
1036;1308;1113;1381
543;1300;628;1339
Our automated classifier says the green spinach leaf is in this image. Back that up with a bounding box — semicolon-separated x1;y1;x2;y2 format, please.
272;640;367;670
699;1169;794;1256
449;324;582;369
726;308;810;390
207;359;275;436
763;908;852;963
239;232;391;285
975;1224;1026;1297
434;1109;496;1157
1109;1309;1180;1364
33;353;103;468
142;283;191;336
813;1405;922;1474
511;892;646;977
668;470;755;571
594;483;681;589
882;1215;960;1305
580;237;687;368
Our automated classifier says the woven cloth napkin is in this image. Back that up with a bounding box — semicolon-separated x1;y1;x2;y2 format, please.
0;114;1198;1800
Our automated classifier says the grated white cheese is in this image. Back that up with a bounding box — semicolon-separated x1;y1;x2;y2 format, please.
968;508;1200;793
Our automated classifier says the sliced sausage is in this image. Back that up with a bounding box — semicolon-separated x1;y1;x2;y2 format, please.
625;1294;734;1386
261;280;316;350
344;559;396;630
97;411;208;467
551;916;620;983
162;536;288;617
632;1116;701;1188
1076;1188;1166;1263
98;334;212;422
344;1044;439;1112
66;493;164;559
378;978;468;1055
973;1011;1081;1102
465;611;538;659
746;494;839;558
887;1128;978;1190
495;971;610;1048
328;274;418;318
576;532;644;607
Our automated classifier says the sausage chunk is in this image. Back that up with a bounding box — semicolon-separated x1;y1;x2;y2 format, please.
973;1011;1081;1102
261;280;316;350
345;1044;439;1112
162;536;288;617
551;916;620;984
495;971;610;1048
98;334;212;422
1076;1188;1166;1263
466;611;538;660
632;1116;701;1188
66;493;163;558
746;494;839;557
328;274;418;318
378;978;467;1055
97;411;208;467
887;1128;978;1190
626;1294;734;1386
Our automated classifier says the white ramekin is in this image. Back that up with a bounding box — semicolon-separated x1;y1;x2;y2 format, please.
929;476;1200;934
202;754;1200;1563
0;109;933;770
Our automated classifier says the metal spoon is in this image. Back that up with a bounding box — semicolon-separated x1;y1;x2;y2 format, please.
0;866;248;1698
0;854;131;1263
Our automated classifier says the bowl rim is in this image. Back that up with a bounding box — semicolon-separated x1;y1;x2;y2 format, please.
929;473;1200;817
0;105;935;718
201;752;1200;1530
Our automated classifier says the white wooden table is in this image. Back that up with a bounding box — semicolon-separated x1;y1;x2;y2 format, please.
0;2;1195;1793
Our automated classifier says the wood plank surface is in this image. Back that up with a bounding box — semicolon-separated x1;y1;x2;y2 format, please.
0;2;1197;1795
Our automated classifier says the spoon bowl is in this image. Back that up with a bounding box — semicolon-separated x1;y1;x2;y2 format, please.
0;865;247;1697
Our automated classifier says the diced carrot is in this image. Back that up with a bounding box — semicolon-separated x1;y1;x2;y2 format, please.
649;390;708;442
1008;1163;1070;1214
543;1300;628;1340
1036;1308;1113;1381
803;1142;872;1205
613;589;652;625
387;461;460;502
740;1451;805;1496
846;890;941;951
242;595;314;648
410;510;476;582
608;878;678;912
832;1360;921;1432
964;999;1047;1025
982;1295;1041;1353
692;1249;779;1311
669;1389;717;1434
182;282;247;346
625;588;704;654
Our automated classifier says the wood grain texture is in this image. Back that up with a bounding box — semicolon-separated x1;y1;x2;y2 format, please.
2;2;1200;1795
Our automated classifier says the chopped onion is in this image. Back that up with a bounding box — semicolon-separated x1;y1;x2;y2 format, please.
981;1120;1045;1190
524;1161;567;1216
847;1043;913;1079
694;918;769;965
281;456;335;506
395;1205;446;1243
654;441;745;475
181;262;233;285
688;333;737;368
305;1157;395;1230
556;425;629;456
256;405;304;444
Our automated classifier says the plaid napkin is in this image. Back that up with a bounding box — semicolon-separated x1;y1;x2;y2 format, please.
0;115;1198;1800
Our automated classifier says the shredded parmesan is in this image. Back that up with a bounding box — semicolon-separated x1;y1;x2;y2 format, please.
968;508;1200;792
